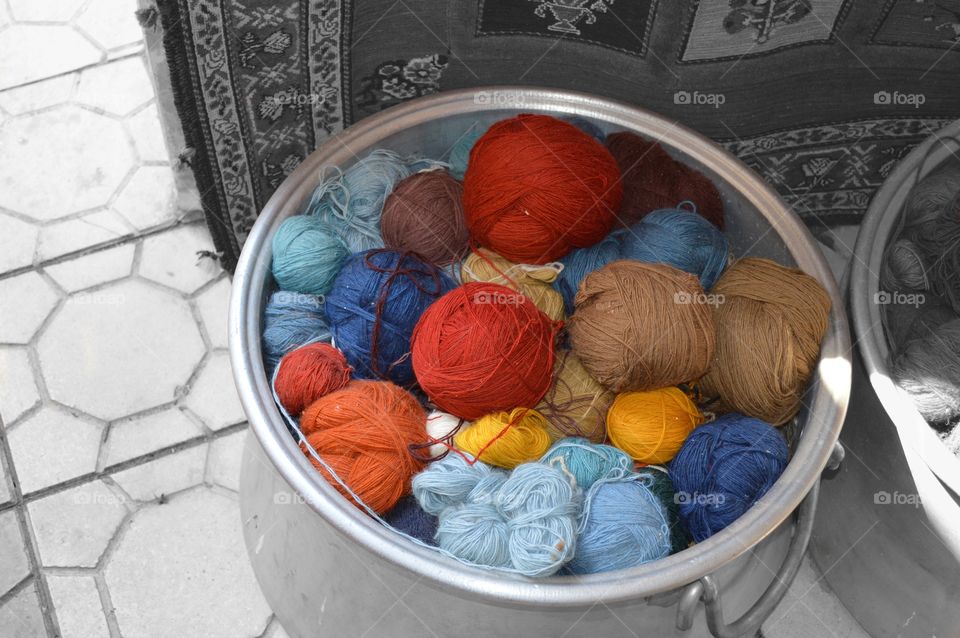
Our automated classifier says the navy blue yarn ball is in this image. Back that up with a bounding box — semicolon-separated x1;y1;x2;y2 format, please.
385;495;439;545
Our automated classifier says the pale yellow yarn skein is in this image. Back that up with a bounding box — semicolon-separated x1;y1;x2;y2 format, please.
454;407;553;469
461;248;566;321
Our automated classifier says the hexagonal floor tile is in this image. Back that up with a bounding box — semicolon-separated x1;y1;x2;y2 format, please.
46;574;111;638
183;352;245;431
36;209;134;262
75;56;153;116
113;165;178;231
0;510;30;596
126;103;169;162
8;0;87;22
38;279;206;420
111;444;208;501
0;73;76;115
139;224;221;294
0;213;38;274
44;242;136;293
75;0;144;51
0;580;46;638
0;271;59;344
0;25;101;90
27;480;129;567
207;429;246;492
0;346;40;425
7;406;103;494
195;277;231;349
104;488;272;638
102;407;204;468
0;106;136;220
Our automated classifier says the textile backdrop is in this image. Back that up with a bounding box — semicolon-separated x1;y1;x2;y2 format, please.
156;0;960;270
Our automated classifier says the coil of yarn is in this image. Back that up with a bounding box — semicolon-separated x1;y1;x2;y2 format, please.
304;149;444;252
670;413;788;542
540;438;631;489
904;204;960;316
412;453;506;516
454;408;553;469
554;229;626;313
326;250;454;386
461;248;566;321
882;293;956;349
421;410;465;459
380;170;469;265
274;342;351;416
566;474;673;574
880;238;929;293
411;282;558;420
534;350;612;442
605;131;725;228
463;114;622;264
892;318;960;426
270;215;350;296
385;495;438;545
568;260;716;393
299;380;427;514
699;257;831;425
261;290;330;371
606;387;704;464
622;207;729;291
436;503;512;567
904;161;960;226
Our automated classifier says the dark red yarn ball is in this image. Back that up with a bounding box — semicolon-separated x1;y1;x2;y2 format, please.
275;342;352;416
410;281;559;420
604;132;725;229
462;114;622;264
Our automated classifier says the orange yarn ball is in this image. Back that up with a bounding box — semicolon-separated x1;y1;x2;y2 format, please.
462;114;623;264
300;380;427;514
275;342;351;416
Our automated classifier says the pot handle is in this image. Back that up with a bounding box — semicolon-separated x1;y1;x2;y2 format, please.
674;480;820;637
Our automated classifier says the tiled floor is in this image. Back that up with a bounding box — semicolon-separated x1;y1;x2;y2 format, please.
0;2;870;637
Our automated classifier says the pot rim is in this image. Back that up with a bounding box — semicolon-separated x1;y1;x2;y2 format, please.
229;86;850;606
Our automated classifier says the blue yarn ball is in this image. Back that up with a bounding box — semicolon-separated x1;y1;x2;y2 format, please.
271;215;350;296
325;250;455;385
437;503;512;568
412;453;505;516
304;150;444;252
621;207;729;290
385;495;438;545
497;463;580;577
540;438;632;489
567;474;673;574
555;229;627;313
261;290;330;372
448;127;484;180
563;116;606;142
670;413;788;542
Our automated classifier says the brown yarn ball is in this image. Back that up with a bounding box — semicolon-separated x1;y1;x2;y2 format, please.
605;132;725;228
699;257;831;426
380;169;469;265
568;260;716;393
535;349;612;442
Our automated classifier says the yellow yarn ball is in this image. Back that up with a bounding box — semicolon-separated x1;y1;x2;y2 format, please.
454;407;553;469
606;387;704;464
535;350;612;443
461;248;566;321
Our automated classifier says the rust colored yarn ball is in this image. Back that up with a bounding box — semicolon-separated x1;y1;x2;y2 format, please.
380;169;469;265
568;260;716;394
299;380;427;514
462;114;623;264
699;258;831;426
605;132;724;228
275;342;351;416
411;281;559;420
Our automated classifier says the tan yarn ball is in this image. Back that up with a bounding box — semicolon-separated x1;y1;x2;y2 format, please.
699;257;831;426
568;260;716;393
535;350;613;442
461;248;566;321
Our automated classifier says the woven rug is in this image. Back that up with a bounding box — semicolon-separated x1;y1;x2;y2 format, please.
156;0;960;270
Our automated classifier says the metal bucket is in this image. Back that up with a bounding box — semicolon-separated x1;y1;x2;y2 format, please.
811;120;960;638
229;88;851;638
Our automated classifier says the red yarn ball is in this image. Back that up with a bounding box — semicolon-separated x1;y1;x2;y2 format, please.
300;380;426;514
463;114;622;264
604;132;725;229
411;282;559;420
275;342;352;416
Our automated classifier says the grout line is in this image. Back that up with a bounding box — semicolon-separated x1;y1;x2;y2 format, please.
0;50;146;94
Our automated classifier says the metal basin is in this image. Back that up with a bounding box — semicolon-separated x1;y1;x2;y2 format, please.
229;87;851;638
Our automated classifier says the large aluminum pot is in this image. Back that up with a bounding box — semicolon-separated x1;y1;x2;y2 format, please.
811;120;960;638
230;88;851;638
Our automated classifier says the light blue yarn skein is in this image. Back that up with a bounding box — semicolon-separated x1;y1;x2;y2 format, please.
566;473;674;575
540;438;632;489
271;215;350;296
304;150;445;252
436;503;512;568
261;290;330;372
621;205;729;290
412;453;506;516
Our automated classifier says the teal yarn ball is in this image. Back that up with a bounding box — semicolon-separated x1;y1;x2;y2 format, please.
497;463;580;577
304;149;445;252
566;474;673;575
261;290;330;372
412;453;505;516
621;206;729;290
271;215;350;296
436;503;512;568
448;128;484;180
646;469;691;554
540;438;632;489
